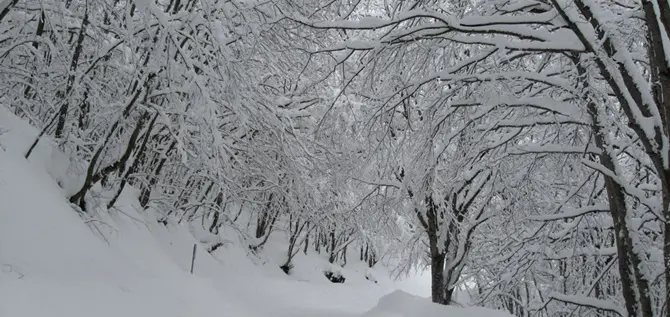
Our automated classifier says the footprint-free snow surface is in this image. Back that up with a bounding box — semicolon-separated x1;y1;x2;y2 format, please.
0;109;512;317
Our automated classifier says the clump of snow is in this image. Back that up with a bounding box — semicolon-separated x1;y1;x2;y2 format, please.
325;264;346;283
365;269;378;283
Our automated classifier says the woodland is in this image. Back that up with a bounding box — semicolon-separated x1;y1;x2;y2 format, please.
1;0;670;316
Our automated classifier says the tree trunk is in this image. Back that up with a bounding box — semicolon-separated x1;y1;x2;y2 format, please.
55;8;88;139
139;139;176;208
107;112;158;209
642;4;670;315
430;251;446;305
303;230;309;255
579;59;652;317
424;196;450;305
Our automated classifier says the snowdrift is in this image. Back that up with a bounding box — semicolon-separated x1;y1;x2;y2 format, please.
362;290;513;317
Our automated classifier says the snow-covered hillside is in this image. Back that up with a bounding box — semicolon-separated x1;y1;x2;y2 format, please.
0;110;512;317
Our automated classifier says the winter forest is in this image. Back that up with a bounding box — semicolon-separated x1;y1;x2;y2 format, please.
1;0;670;316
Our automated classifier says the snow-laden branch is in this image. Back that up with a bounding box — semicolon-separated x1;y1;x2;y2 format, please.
292;9;584;52
538;245;617;260
527;204;609;221
547;292;627;317
508;144;601;156
451;96;583;117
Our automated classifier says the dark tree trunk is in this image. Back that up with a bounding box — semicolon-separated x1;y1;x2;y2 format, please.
55;8;88;139
139;139;176;208
23;10;45;99
341;244;348;267
642;4;670;315
303;231;309;255
69;86;149;212
430;252;446;305
209;211;220;235
328;228;337;263
314;229;321;253
422;196;450;305
577;59;652;317
107;112;158;209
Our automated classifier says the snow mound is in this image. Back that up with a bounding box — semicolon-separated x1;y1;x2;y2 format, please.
361;290;513;317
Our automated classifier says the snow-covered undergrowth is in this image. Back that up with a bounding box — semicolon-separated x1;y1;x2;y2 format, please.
0;109;510;317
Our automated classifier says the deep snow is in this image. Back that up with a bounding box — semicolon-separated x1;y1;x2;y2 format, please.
0;108;512;317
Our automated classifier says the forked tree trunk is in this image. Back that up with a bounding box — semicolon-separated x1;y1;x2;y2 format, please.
107;112;158;209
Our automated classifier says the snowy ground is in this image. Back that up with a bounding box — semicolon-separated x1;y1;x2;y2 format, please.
0;109;511;317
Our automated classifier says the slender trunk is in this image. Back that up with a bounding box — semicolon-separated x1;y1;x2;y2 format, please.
189;181;215;221
256;193;274;239
69;79;152;211
55;7;88;139
315;229;321;253
281;217;308;274
23;10;46;99
25;109;61;159
367;246;376;268
107;112;158;209
139;139;176;208
303;227;309;255
78;89;90;130
209;211;220;234
341;244;348;267
69;96;142;208
328;228;337;263
363;244;368;262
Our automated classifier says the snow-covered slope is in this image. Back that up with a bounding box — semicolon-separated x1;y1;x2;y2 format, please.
0;109;511;317
0;114;256;316
363;290;512;317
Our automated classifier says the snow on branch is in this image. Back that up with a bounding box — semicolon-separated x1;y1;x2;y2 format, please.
508;144;602;156
547;292;627;317
527;204;609;221
292;9;584;52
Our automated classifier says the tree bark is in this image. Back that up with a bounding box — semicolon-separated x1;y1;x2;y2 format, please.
642;4;670;315
55;7;88;139
578;60;652;317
